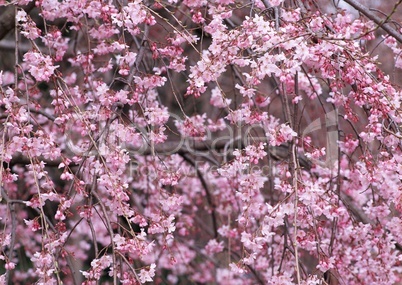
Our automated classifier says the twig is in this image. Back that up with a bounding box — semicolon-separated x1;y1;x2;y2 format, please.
91;190;118;284
1;188;16;284
116;252;141;283
292;142;301;284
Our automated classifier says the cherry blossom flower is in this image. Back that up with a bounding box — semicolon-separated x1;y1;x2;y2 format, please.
138;263;156;283
23;51;59;82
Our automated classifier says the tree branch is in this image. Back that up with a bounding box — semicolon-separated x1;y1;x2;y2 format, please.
343;0;402;44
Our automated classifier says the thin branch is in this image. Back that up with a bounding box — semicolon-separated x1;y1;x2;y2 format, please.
91;190;118;284
116;252;141;283
1;188;16;284
292;141;301;284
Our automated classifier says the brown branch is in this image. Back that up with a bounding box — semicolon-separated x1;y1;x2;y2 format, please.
343;0;402;44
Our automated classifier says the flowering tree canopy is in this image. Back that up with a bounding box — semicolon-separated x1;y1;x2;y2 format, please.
1;0;402;284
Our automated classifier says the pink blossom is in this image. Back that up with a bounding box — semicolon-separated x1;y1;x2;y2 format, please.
138;263;156;283
42;30;69;61
81;255;113;281
268;0;283;6
204;239;224;255
175;114;208;141
269;124;297;146
210;86;232;108
23;51;59;82
5;262;15;270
